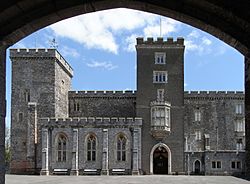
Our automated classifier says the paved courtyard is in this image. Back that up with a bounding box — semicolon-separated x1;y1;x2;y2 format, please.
6;175;250;184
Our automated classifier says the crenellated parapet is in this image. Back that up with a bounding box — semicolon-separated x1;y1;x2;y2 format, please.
136;37;184;48
69;90;136;98
40;117;142;128
10;48;73;77
184;91;244;100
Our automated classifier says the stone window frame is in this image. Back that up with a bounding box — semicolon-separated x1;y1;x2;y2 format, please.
151;105;170;129
153;71;168;83
73;102;80;111
194;109;201;122
157;89;165;102
154;52;166;64
116;133;127;162
18;112;23;122
235;104;243;114
211;161;222;169
231;161;241;169
24;89;30;102
86;133;97;162
234;119;245;132
55;133;68;162
195;130;201;141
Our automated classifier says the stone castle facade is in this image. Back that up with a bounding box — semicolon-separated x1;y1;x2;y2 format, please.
10;37;246;176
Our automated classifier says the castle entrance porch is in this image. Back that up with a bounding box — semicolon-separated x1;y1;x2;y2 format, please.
153;147;168;174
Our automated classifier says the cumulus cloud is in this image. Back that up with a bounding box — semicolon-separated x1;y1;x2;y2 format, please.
184;30;213;55
86;60;118;70
60;46;80;58
49;8;181;54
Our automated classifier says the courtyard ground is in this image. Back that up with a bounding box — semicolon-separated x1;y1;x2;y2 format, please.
5;175;250;184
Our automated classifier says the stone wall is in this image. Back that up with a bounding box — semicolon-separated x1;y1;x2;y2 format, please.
40;117;142;175
68;91;136;118
184;91;245;175
9;49;72;174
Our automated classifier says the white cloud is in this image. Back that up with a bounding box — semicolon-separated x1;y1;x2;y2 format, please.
124;34;138;52
60;46;80;58
185;30;213;55
143;18;180;37
86;60;118;70
49;8;181;54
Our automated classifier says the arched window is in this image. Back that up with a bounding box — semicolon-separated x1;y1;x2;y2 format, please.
117;134;126;161
57;134;67;162
87;134;96;161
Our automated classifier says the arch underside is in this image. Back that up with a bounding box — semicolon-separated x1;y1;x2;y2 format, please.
0;0;250;55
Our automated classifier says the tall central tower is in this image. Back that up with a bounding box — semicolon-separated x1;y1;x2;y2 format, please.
136;37;185;174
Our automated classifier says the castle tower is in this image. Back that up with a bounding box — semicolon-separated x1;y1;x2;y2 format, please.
136;37;185;174
10;49;73;174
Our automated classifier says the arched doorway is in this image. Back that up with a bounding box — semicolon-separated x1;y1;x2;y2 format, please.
153;146;168;174
194;160;201;175
150;143;171;174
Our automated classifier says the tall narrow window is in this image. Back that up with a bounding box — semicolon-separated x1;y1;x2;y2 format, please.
205;134;210;150
87;134;96;161
18;112;23;122
194;110;201;121
24;89;30;102
117;134;126;161
195;131;201;141
157;89;164;102
73;102;80;111
57;134;67;162
235;104;243;114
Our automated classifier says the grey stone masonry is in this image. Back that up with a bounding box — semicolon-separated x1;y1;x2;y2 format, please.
40;128;49;175
40;117;142;175
10;48;73;174
69;91;136;117
136;37;185;174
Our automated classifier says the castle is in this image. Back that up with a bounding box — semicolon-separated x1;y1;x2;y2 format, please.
10;37;245;176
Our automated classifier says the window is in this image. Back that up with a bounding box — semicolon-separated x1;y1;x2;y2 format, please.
236;139;243;150
18;112;23;122
24;89;30;102
204;134;210;150
153;71;167;83
231;161;241;169
57;134;67;162
212;161;221;169
234;119;245;132
117;134;126;161
235;104;243;114
73;102;80;111
87;134;96;161
195;131;201;141
151;106;170;128
157;89;164;102
194;110;201;121
155;52;166;64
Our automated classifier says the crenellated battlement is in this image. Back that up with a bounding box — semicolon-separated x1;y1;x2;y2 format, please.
40;117;142;127
10;48;73;77
136;37;184;46
184;91;244;100
69;90;136;98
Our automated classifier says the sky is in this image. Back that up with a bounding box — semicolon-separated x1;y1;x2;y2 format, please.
5;8;244;128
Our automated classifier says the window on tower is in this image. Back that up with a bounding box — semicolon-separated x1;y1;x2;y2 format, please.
157;89;164;102
153;71;168;83
155;52;166;64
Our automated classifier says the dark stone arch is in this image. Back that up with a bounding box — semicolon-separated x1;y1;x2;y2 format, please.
0;1;250;183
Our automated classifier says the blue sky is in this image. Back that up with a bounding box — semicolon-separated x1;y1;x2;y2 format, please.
6;8;244;127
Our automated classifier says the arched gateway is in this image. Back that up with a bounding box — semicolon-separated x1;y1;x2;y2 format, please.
150;143;171;175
